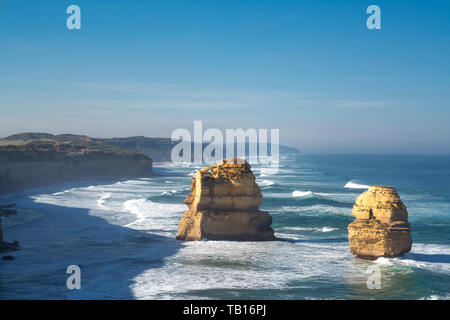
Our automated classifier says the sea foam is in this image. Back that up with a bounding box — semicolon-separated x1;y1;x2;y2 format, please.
344;181;370;189
122;198;185;233
259;179;275;187
292;190;314;197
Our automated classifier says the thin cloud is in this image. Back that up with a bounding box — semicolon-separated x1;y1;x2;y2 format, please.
68;81;408;111
326;100;410;108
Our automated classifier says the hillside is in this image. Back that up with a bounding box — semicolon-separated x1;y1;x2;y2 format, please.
0;139;154;192
0;133;175;162
0;140;151;161
0;133;300;162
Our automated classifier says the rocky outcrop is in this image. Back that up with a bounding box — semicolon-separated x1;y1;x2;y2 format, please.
348;186;412;259
0;204;19;254
176;158;275;241
0;141;154;192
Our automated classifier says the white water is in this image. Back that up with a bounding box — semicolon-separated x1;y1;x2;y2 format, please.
292;190;314;197
344;181;370;189
1;159;450;299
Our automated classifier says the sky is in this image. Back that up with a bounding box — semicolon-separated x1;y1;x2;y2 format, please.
0;0;449;154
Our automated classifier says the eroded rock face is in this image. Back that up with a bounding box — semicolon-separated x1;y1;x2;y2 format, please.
0;205;19;253
176;158;275;241
0;141;154;192
348;186;412;259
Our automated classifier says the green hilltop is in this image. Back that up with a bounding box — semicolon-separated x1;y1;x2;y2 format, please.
0;132;300;162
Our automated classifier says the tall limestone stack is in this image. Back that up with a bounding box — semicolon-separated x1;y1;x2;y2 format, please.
348;186;412;259
176;158;276;241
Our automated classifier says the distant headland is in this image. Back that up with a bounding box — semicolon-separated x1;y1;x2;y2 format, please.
0;132;300;192
0;133;156;192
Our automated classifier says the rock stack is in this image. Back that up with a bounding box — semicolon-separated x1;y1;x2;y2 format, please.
348;186;412;259
176;158;275;241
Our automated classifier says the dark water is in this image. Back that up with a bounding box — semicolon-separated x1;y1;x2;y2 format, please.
1;154;449;299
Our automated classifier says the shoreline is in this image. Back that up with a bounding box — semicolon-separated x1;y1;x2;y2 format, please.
0;174;161;197
1;156;449;299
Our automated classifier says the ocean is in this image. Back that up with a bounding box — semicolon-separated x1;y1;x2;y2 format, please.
1;154;449;299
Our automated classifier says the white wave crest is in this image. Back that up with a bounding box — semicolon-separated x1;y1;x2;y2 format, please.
259;179;275;187
344;181;370;189
160;189;179;196
97;193;112;209
258;167;278;177
273;205;352;216
279;226;338;233
292;190;313;197
122;198;185;233
375;257;393;265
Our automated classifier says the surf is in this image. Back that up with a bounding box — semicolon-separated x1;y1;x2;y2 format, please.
344;181;370;189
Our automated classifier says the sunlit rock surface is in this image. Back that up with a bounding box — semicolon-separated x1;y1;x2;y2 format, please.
176;159;275;241
348;186;412;259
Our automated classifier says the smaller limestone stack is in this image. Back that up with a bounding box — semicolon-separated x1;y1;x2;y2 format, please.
348;186;412;259
176;158;275;241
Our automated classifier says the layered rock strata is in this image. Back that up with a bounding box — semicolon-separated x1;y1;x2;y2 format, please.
348;186;412;259
176;159;275;241
0;141;154;192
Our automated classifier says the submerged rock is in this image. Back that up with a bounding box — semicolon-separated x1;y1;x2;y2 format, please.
348;186;412;259
176;158;275;241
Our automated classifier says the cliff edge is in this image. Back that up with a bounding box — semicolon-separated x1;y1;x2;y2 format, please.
176;158;275;241
0;140;154;192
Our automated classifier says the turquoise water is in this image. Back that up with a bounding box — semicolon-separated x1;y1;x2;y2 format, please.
0;154;449;299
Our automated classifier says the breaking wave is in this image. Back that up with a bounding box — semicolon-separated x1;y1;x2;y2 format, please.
97;193;112;208
344;181;370;189
292;190;314;198
122;198;185;233
259;179;275;187
278;226;338;233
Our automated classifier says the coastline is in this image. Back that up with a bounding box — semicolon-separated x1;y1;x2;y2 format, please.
1;156;450;299
0;177;183;299
0;175;158;196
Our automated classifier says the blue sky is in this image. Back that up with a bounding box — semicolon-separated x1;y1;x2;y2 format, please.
0;0;449;153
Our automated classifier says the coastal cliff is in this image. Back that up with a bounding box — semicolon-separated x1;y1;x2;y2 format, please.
0;205;19;254
0;133;300;163
0;140;154;192
348;186;412;259
176;158;275;241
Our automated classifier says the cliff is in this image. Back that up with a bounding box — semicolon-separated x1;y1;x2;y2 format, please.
0;133;175;162
348;186;412;259
0;133;300;163
176;158;275;241
0;131;300;190
0;140;154;192
0;205;19;254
